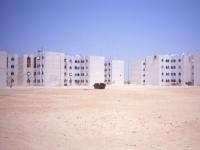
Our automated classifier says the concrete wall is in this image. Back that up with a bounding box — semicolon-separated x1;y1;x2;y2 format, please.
144;56;160;85
0;51;7;87
193;53;200;86
182;55;193;85
43;51;65;86
128;60;142;85
111;60;124;85
88;56;105;86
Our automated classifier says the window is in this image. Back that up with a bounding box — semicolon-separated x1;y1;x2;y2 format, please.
69;66;72;69
161;59;164;62
86;59;88;63
27;57;31;68
69;59;72;63
64;58;67;62
162;79;164;82
64;72;67;76
179;72;181;76
37;79;40;83
104;63;107;66
11;79;14;83
64;65;67;69
165;59;169;62
171;59;176;63
34;57;36;68
7;57;8;68
178;59;181;62
74;66;79;70
11;65;14;68
34;72;36;75
11;57;15;61
179;79;181;83
11;72;14;75
161;72;164;76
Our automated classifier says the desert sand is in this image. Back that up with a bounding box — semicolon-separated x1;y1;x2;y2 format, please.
0;86;200;150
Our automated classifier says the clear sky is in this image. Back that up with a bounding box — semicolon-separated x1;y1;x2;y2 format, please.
1;0;200;60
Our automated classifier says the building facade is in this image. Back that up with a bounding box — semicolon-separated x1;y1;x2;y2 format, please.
129;53;200;86
0;51;7;87
104;60;124;85
0;50;124;87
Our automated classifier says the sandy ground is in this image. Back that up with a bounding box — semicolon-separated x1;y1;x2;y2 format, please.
0;86;200;150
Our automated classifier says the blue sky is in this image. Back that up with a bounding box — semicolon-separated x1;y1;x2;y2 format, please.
1;0;200;61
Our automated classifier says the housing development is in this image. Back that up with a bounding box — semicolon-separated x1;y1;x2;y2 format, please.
1;50;200;87
0;50;124;87
129;53;200;86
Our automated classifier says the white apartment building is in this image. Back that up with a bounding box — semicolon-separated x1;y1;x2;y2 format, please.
129;53;200;86
104;60;124;85
63;55;105;86
0;50;124;87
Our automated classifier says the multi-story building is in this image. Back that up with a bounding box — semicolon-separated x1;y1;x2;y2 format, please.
104;60;124;85
0;50;124;87
63;55;105;86
129;53;200;86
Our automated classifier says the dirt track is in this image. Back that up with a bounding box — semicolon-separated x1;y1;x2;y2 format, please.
0;86;200;150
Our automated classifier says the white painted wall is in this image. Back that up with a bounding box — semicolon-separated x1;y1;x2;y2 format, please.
111;60;124;85
193;53;200;86
42;52;64;86
88;56;105;86
128;60;142;85
0;51;7;87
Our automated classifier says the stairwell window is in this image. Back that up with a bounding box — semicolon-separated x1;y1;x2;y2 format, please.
27;57;31;68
